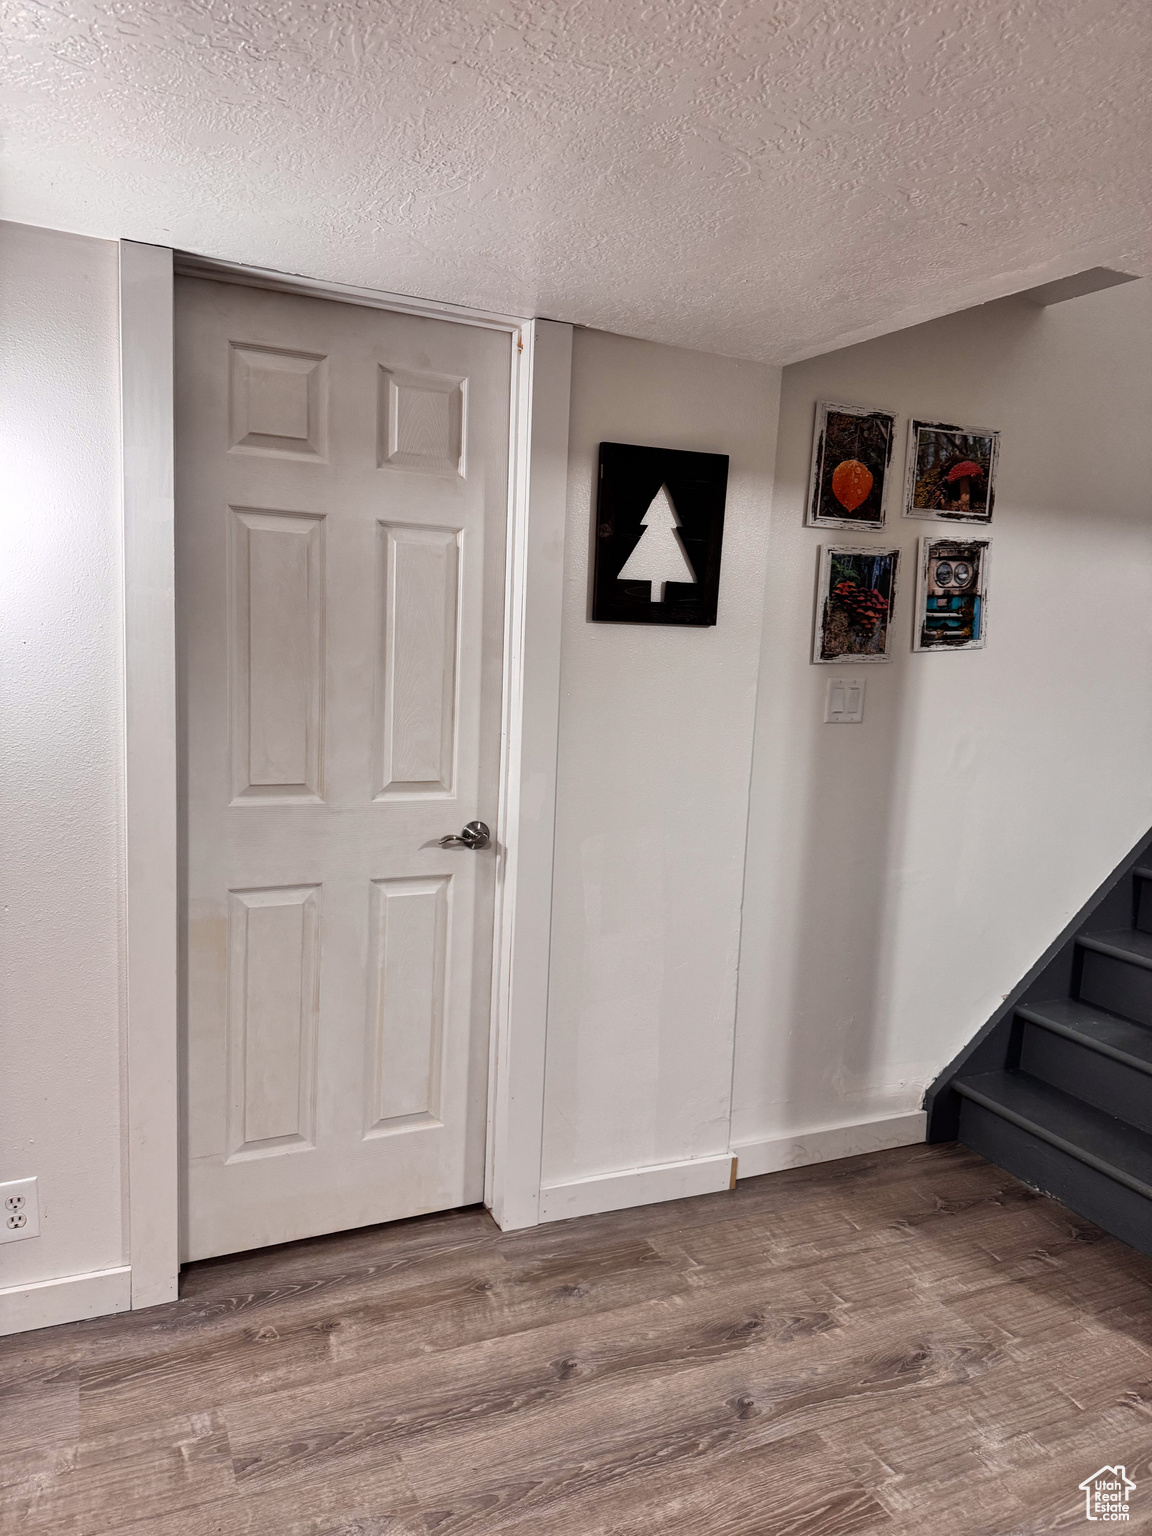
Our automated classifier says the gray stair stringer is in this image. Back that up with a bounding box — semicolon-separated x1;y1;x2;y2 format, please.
925;826;1152;1142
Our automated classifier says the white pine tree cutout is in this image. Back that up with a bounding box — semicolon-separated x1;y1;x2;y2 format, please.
616;484;697;601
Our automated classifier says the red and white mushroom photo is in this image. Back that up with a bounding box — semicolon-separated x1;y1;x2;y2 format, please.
905;420;1000;523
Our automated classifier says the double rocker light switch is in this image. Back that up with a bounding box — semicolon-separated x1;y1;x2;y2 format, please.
825;677;865;724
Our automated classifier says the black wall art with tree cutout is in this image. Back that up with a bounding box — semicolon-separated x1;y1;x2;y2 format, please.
591;442;729;625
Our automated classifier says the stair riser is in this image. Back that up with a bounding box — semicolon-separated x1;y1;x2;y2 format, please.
1019;1024;1152;1135
1078;949;1152;1026
958;1099;1152;1256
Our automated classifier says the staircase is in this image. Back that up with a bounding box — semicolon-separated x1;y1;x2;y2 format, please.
926;832;1152;1256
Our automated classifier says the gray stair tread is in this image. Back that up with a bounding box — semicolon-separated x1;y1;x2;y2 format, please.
1077;928;1152;969
955;1070;1152;1200
1018;998;1152;1074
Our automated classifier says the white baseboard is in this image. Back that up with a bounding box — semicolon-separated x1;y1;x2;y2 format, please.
0;1265;132;1337
732;1110;927;1181
537;1114;925;1225
539;1152;735;1223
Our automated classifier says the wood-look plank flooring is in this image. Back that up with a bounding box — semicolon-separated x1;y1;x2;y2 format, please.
5;1143;1152;1534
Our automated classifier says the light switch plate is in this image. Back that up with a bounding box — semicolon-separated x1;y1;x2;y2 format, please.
825;677;865;724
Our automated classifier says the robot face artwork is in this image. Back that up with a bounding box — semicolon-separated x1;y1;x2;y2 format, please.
928;554;976;594
915;537;990;651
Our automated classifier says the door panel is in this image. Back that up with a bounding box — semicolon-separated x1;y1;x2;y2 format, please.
366;874;450;1131
176;277;510;1261
230;508;325;802
226;884;320;1155
375;523;461;798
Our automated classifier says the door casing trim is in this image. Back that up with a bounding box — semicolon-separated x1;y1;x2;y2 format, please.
121;240;180;1308
121;243;570;1304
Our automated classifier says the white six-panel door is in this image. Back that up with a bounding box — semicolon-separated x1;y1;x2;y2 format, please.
175;277;510;1261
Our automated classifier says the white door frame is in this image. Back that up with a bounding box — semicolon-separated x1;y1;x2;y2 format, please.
120;240;570;1307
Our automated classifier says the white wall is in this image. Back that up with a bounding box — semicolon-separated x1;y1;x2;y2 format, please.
0;223;127;1303
732;281;1152;1171
4;212;1150;1313
541;328;780;1205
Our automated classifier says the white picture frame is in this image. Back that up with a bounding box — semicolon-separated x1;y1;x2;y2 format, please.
812;544;901;664
903;418;1000;524
912;536;991;652
805;400;897;530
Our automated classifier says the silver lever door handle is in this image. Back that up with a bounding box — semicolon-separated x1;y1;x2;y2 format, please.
436;820;490;851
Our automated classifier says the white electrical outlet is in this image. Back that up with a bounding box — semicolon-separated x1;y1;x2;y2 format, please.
0;1177;40;1244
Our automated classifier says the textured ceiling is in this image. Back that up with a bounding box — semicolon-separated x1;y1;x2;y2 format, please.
3;1;1149;362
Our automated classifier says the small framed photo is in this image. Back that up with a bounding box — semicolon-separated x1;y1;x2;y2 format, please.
913;537;990;652
806;401;897;529
903;419;999;523
812;545;900;664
